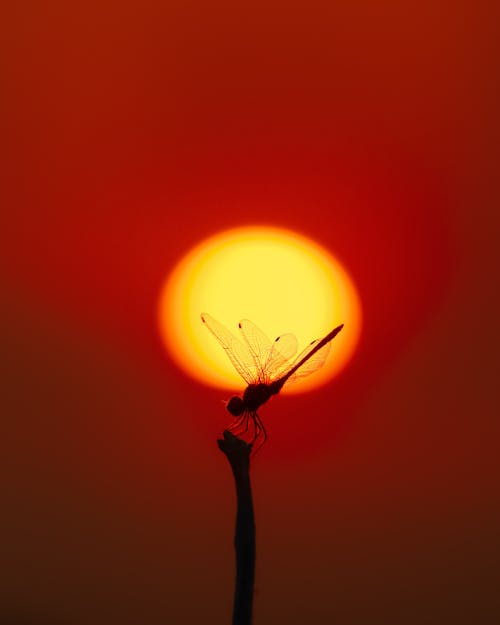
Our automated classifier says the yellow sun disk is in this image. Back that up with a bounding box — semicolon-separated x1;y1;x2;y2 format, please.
158;227;362;394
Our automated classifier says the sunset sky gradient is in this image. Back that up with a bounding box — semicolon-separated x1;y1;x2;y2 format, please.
2;2;499;624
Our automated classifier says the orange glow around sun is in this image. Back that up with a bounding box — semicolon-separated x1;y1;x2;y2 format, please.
158;226;362;393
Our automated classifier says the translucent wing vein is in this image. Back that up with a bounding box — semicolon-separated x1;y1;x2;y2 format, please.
201;313;256;384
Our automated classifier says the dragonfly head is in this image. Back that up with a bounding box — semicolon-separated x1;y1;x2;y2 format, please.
226;395;244;417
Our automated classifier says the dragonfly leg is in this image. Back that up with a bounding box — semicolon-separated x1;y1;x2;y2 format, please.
242;412;265;455
239;413;252;439
252;412;267;454
229;413;245;436
251;412;260;445
258;413;267;447
226;411;268;453
241;413;250;436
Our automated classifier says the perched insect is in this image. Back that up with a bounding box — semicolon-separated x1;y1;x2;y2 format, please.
201;313;344;449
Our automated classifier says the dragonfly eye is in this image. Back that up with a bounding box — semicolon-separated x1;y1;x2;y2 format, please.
226;396;244;416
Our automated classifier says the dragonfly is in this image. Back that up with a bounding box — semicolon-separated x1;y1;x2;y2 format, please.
201;313;344;450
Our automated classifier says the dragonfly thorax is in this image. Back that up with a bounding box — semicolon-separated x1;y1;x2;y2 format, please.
226;383;272;417
242;383;272;411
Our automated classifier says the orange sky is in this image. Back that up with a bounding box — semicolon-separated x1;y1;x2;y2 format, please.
1;1;499;624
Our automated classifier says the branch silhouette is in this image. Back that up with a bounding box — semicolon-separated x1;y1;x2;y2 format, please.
218;431;255;625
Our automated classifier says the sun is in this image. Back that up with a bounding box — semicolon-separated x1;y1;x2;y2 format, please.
158;226;362;393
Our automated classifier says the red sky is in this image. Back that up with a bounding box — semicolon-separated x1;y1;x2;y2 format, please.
2;2;499;624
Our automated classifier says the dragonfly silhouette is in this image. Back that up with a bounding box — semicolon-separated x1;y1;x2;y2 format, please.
201;313;344;449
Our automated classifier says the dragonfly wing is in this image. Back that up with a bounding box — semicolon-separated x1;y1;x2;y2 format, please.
280;323;343;386
201;313;257;384
265;333;298;381
238;319;274;382
285;339;332;382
